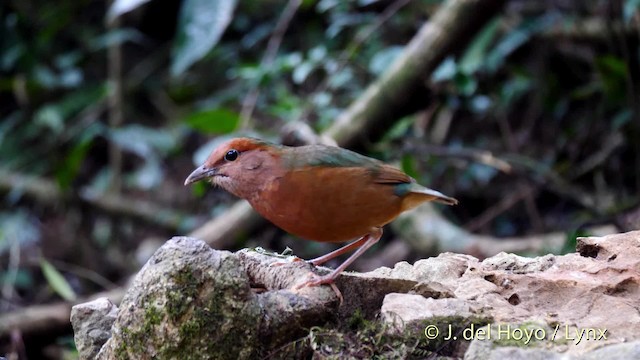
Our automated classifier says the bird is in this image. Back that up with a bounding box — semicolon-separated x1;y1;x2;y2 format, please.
184;137;457;291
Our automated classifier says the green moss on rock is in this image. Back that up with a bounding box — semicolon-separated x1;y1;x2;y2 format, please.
104;238;263;360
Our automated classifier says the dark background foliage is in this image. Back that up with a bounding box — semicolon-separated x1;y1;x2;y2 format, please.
1;0;639;358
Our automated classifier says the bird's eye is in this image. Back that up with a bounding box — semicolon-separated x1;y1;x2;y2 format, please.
224;149;239;161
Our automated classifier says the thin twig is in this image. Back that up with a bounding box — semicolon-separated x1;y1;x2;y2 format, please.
107;7;124;194
297;0;412;123
541;17;640;41
405;142;512;173
239;0;302;129
497;114;543;231
47;259;119;291
465;183;537;232
1;233;20;300
466;130;624;232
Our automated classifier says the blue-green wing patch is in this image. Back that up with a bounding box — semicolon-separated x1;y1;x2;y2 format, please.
284;144;381;169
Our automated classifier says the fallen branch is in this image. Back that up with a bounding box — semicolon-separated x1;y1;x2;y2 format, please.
189;201;264;249
405;142;512;173
0;288;124;340
326;0;505;149
393;204;617;258
0;168;195;232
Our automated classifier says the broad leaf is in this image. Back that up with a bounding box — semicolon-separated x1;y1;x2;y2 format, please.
171;0;238;76
184;108;240;134
40;259;77;301
107;0;152;22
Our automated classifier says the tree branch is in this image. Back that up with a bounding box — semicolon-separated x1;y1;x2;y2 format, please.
0;168;195;232
326;0;505;149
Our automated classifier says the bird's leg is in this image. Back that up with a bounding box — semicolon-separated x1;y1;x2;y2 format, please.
307;235;370;266
270;234;369;268
296;227;383;289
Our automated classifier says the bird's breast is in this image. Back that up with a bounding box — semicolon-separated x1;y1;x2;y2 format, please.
248;166;405;242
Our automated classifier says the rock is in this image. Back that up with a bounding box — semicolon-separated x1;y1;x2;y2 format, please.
97;237;264;359
581;341;640;360
71;231;640;359
238;249;418;319
383;294;476;325
70;298;118;360
381;230;640;358
93;237;352;359
465;337;565;360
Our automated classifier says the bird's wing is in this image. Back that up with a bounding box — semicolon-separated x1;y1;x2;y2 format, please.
372;164;413;184
283;145;414;185
283;144;381;169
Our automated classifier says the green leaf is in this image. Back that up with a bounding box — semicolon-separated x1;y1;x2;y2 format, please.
109;124;178;158
55;131;95;190
595;55;628;102
129;157;162;190
498;73;532;109
459;17;500;74
34;105;64;134
171;0;238;76
612;109;632;129
34;85;107;133
0;210;41;254
0;269;33;289
369;46;404;75
88;29;145;51
382;116;414;142
107;0;152;22
185;108;240;134
40;259;77;301
432;57;457;82
454;72;477;96
401;155;418;180
192;181;207;197
293;62;314;84
485;15;557;73
55;123;103;191
624;0;640;23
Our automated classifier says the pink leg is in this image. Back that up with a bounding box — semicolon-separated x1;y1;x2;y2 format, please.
296;227;383;289
271;234;369;268
308;235;370;266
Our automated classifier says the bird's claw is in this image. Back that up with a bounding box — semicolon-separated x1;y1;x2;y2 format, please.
295;273;331;288
295;273;343;304
269;255;304;267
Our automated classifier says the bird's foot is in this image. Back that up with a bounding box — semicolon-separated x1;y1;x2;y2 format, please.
295;273;343;304
295;273;334;287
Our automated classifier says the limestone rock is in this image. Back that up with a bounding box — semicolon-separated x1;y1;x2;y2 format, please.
97;237;263;359
381;230;640;358
70;298;118;359
71;231;640;359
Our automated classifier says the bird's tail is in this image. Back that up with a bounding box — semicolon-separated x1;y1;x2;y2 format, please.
399;183;458;212
414;187;458;205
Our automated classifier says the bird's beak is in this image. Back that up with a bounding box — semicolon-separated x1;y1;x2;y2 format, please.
184;165;217;185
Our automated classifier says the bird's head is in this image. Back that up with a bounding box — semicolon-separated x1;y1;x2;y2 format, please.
184;137;282;198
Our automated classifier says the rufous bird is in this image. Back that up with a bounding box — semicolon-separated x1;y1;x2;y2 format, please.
184;137;457;290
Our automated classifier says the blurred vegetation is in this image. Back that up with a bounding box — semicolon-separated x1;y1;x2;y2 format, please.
1;0;640;358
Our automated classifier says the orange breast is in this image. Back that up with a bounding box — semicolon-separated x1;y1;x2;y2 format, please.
248;166;404;242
